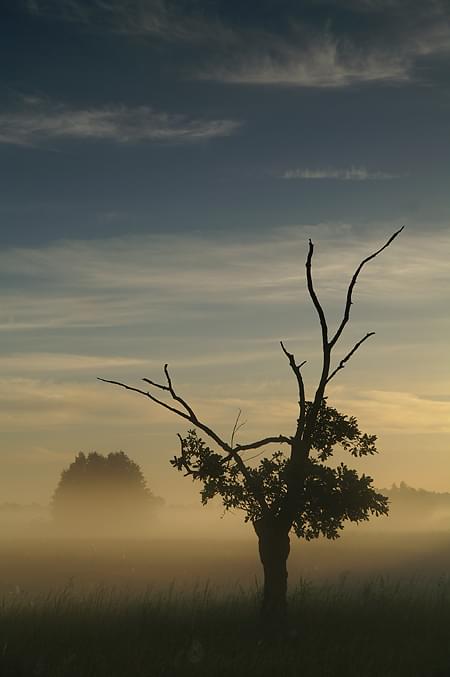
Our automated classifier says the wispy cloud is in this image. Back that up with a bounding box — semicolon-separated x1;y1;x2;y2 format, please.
201;6;450;87
0;226;448;330
0;377;154;431
2;375;450;437
0;350;278;374
333;388;450;434
0;354;148;372
201;35;410;87
0;376;296;434
24;0;450;88
0;98;241;147
282;167;402;181
0;224;449;490
24;0;233;42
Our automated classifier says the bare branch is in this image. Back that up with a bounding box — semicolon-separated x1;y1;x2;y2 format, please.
306;239;329;350
99;371;292;516
164;363;173;390
305;240;332;439
100;376;290;454
280;341;306;438
234;435;291;452
230;409;247;449
142;378;169;391
162;364;198;421
329;227;404;349
99;375;232;451
240;448;267;463
326;332;375;383
98;378;190;421
303;228;403;452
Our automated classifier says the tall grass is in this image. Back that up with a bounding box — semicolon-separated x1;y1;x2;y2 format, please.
0;577;449;676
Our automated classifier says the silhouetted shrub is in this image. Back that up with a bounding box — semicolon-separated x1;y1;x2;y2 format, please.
52;451;163;535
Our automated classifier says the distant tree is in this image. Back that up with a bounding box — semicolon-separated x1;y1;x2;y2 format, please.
381;482;450;529
52;451;163;535
100;229;402;629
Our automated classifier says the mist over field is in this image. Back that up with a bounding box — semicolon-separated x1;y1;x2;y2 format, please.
1;484;450;598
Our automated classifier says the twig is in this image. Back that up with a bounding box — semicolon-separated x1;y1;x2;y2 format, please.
329;227;404;349
326;332;375;383
98;369;290;514
280;341;306;437
230;409;247;449
306;239;329;351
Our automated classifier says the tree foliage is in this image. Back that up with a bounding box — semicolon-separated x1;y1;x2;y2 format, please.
172;398;388;540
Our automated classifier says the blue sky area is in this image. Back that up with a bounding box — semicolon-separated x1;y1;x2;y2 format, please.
1;0;450;245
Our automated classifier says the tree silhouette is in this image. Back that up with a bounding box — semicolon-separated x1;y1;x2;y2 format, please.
100;228;402;626
52;451;162;535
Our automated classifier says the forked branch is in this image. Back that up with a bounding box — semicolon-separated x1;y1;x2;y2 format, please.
306;239;329;351
98;367;290;457
329;227;404;349
298;228;403;450
99;368;280;513
230;410;247;449
326;332;375;383
280;341;306;436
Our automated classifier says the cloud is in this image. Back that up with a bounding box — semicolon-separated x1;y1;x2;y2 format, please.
0;350;278;374
332;388;450;434
282;167;402;181
0;98;241;148
24;0;233;42
23;1;450;88
0;377;154;431
2;376;449;439
0;226;449;334
0;225;448;443
0;354;148;372
197;1;450;87
200;34;410;87
0;376;296;435
0;225;448;455
11;445;74;465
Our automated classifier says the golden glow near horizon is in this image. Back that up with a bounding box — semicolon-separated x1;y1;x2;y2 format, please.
1;226;449;505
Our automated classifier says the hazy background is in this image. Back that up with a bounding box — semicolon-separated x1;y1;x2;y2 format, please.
2;485;450;596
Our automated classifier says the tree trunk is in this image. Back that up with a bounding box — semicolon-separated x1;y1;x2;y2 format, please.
254;517;291;633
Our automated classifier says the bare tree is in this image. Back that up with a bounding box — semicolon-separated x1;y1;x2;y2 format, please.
100;228;403;629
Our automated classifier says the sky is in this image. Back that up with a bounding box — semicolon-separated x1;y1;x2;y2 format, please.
0;0;449;509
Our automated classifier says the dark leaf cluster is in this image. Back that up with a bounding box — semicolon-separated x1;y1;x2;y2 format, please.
172;431;292;521
307;399;377;460
172;401;388;541
171;431;259;519
292;459;389;540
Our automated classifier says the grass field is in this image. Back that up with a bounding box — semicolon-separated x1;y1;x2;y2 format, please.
1;577;450;677
0;534;450;676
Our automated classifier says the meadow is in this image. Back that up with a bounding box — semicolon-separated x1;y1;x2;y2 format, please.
0;534;450;676
1;576;450;676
